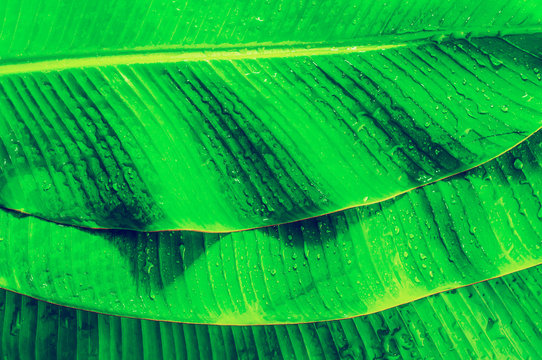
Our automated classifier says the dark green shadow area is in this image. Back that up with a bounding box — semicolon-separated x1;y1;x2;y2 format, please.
2;263;542;359
1;130;542;324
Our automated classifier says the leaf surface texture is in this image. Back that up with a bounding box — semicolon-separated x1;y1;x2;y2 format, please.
2;264;542;359
1;0;542;230
1;129;542;324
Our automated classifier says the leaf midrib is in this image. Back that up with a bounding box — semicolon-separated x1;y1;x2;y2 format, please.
1;27;541;76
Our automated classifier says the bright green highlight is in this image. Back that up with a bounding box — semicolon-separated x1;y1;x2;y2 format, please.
1;1;542;358
1;1;542;231
2;263;542;359
1;129;542;324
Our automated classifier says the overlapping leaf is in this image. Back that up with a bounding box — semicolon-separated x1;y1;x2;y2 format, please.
3;263;542;359
0;0;542;231
1;129;542;324
2;1;542;358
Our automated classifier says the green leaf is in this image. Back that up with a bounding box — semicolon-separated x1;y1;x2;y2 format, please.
1;0;542;231
3;263;542;359
1;128;542;324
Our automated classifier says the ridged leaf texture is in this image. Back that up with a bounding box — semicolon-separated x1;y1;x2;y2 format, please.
3;264;542;359
2;0;542;359
0;0;541;231
2;129;542;324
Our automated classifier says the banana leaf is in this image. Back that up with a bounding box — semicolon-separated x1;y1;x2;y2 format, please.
1;0;542;231
1;128;542;324
2;263;542;359
2;1;542;358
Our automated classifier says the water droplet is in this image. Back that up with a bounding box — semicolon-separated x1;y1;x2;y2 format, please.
513;159;524;170
303;242;310;259
179;244;186;260
500;105;509;113
489;56;503;67
144;262;154;274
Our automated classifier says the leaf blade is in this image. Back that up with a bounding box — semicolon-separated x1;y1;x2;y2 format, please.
2;263;542;359
2;128;542;324
1;31;542;230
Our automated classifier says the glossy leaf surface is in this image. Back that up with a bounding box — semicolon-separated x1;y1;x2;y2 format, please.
2;129;542;324
2;1;542;358
1;1;542;231
2;264;542;359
